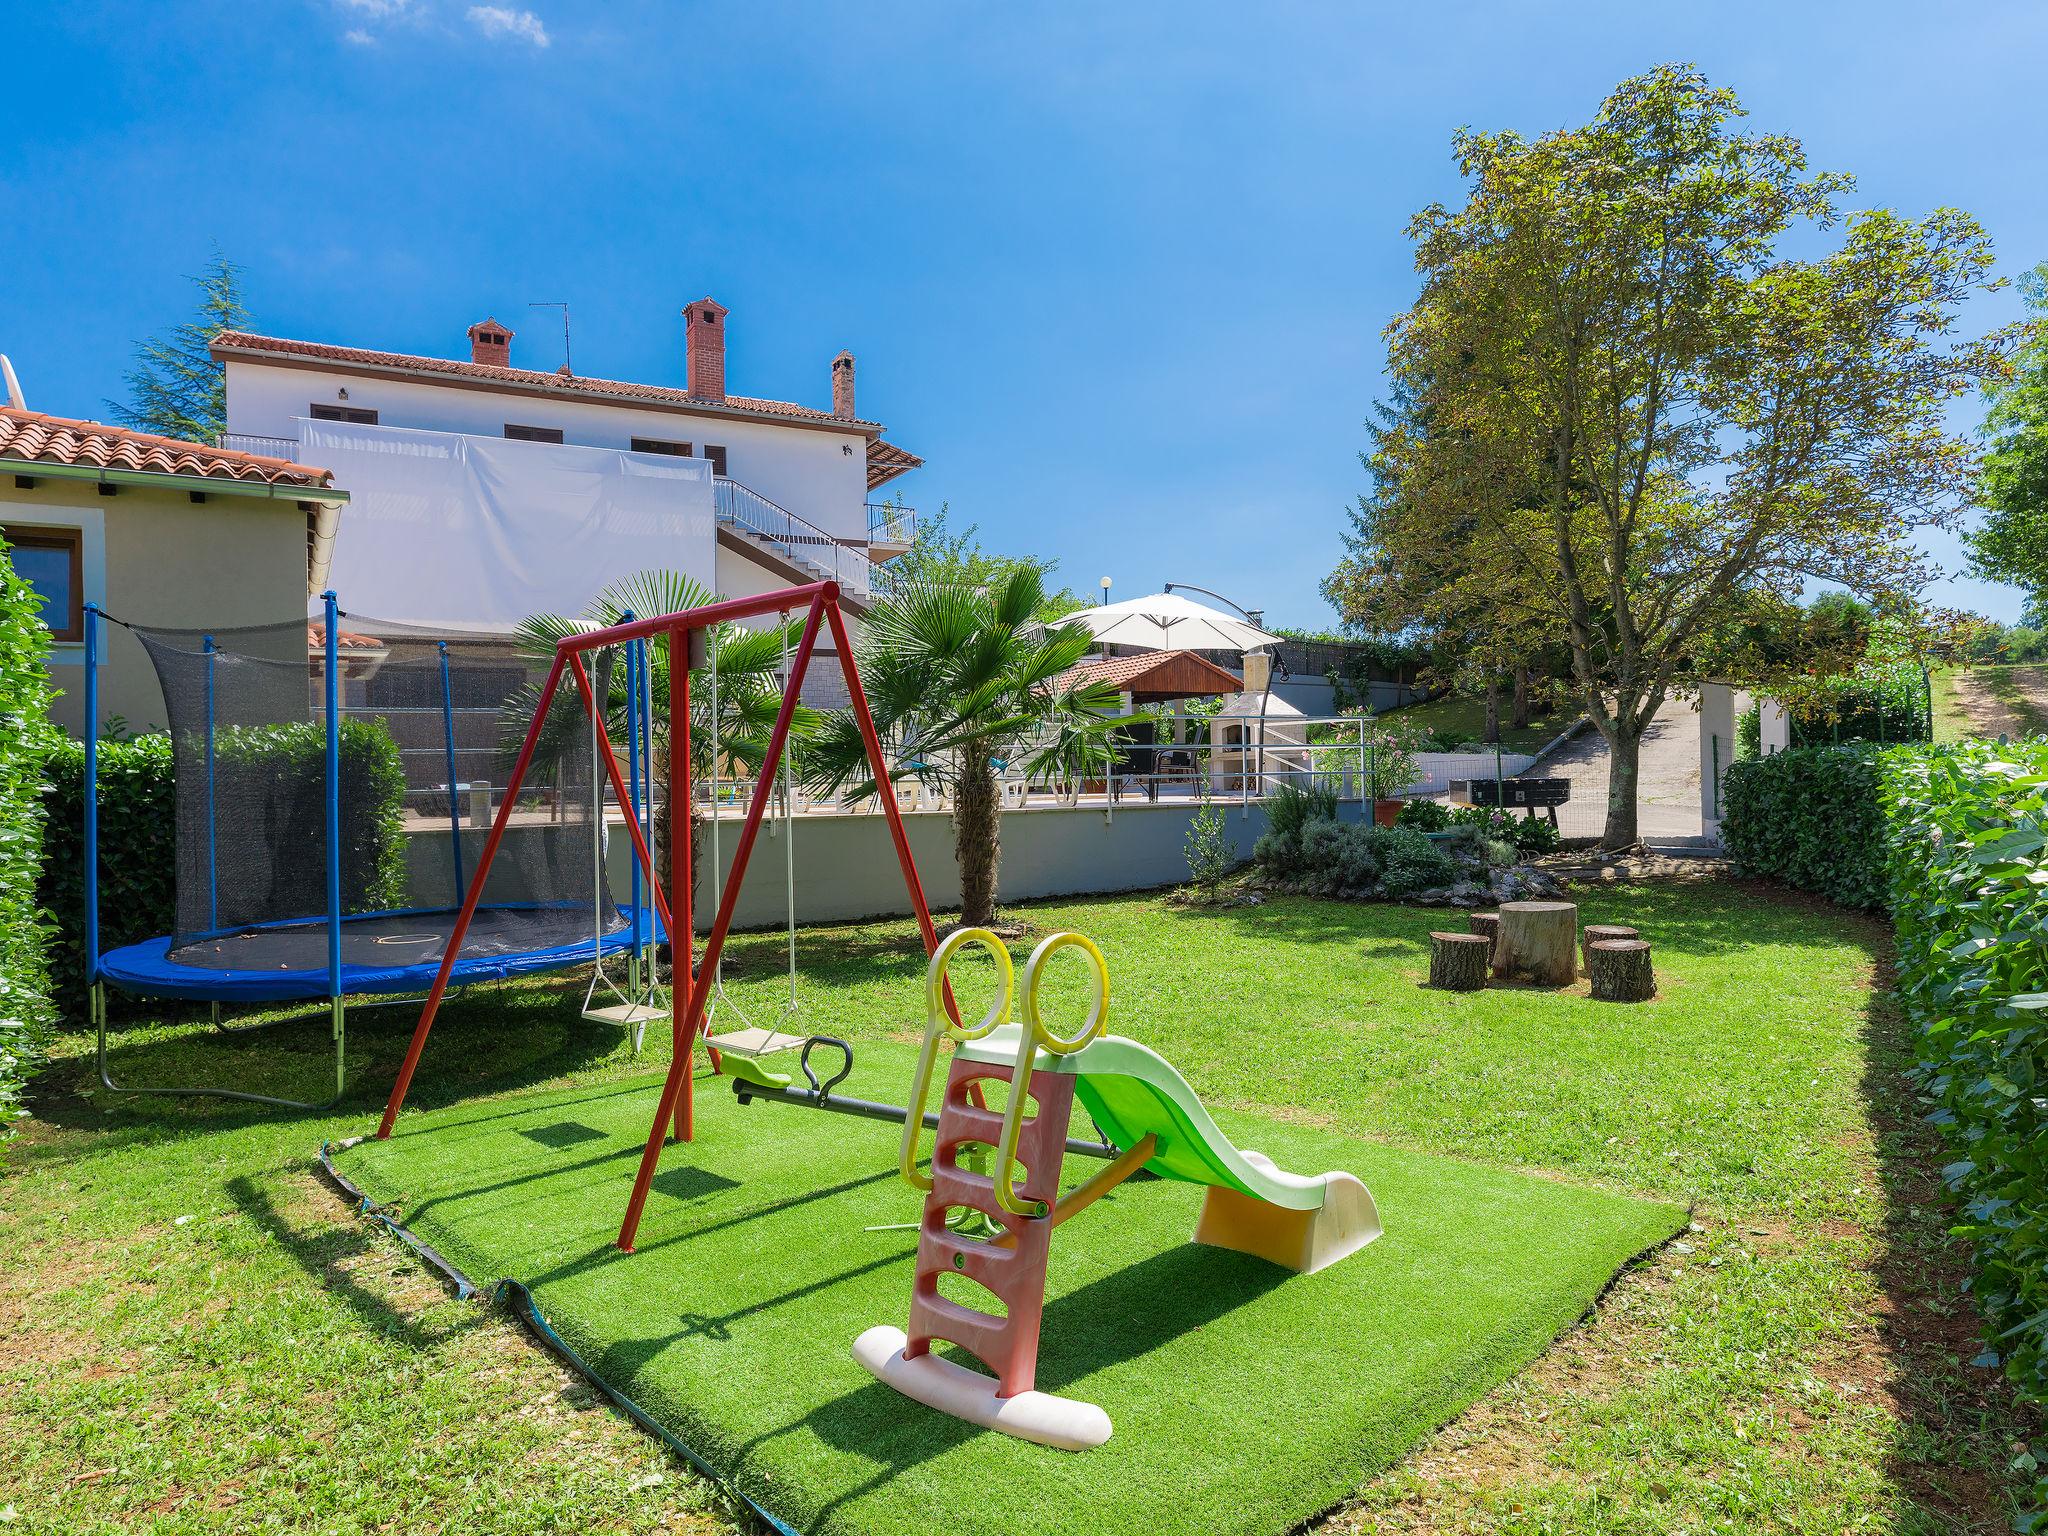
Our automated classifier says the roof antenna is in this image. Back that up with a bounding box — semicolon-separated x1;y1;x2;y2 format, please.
528;302;571;376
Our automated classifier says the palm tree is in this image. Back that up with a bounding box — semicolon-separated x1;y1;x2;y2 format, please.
803;568;1122;927
507;570;817;925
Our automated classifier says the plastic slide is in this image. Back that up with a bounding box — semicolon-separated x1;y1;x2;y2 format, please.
957;1025;1381;1274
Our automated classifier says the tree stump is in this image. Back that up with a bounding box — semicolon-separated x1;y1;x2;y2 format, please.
1589;939;1656;1002
1467;911;1503;967
1580;924;1640;976
1428;931;1492;991
1495;900;1579;986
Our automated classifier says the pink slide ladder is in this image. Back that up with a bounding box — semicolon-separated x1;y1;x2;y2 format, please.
902;1054;1076;1394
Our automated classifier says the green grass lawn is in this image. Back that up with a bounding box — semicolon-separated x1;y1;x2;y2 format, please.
335;1048;1681;1536
2;881;2033;1533
1379;692;1579;754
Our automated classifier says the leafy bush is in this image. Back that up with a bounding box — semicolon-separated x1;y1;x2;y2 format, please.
0;534;57;1152
1447;804;1561;855
1782;659;1931;747
1181;792;1235;894
1737;702;1761;761
1264;778;1338;840
1376;826;1456;896
40;735;175;1021
1882;741;2048;1510
39;720;410;1022
1396;798;1451;832
1721;745;1887;910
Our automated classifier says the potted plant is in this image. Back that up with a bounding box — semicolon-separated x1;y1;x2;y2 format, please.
1360;716;1422;826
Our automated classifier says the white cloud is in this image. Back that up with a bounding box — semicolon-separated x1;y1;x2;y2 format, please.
342;26;377;44
465;5;549;46
337;0;410;15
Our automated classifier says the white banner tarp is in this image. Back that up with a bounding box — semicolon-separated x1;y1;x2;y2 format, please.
302;421;715;628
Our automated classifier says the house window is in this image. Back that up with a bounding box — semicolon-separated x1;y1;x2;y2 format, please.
504;423;565;444
310;403;379;425
630;437;693;456
703;444;728;477
2;525;83;641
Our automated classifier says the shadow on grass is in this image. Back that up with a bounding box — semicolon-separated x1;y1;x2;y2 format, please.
1168;878;1882;958
732;1244;1288;1529
1857;954;2038;1529
37;975;635;1140
225;1171;471;1354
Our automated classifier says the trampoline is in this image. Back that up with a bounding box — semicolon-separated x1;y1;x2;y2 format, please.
85;594;664;1108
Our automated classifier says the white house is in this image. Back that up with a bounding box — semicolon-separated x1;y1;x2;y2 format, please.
210;300;921;649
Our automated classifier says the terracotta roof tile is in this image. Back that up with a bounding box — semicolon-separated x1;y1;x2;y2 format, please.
1051;649;1244;697
865;437;924;491
0;407;332;487
212;330;888;433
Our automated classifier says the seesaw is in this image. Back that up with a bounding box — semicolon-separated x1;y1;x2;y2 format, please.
849;928;1383;1451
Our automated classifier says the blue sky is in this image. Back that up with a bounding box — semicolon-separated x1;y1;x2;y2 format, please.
3;2;2044;625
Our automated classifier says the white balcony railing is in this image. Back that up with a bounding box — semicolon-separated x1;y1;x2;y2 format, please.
715;477;891;600
218;432;301;461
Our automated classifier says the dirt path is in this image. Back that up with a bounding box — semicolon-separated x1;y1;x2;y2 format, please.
1942;666;2048;742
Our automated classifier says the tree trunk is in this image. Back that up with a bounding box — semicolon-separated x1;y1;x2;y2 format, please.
1484;682;1501;744
1589;939;1656;1002
1512;668;1531;729
1427;932;1490;991
1467;911;1503;967
1600;719;1642;850
1495;900;1578;986
955;739;1003;927
1580;923;1640;975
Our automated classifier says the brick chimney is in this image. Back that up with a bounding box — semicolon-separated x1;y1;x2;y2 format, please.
831;350;855;418
467;317;514;367
685;298;728;400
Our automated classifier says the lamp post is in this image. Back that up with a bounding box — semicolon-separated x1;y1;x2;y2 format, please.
1098;576;1112;606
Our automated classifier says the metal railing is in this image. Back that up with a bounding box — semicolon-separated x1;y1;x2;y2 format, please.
218;432;301;460
715;477;890;600
865;501;917;543
695;716;1553;817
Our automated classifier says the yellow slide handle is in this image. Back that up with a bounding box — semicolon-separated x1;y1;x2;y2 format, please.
899;927;1013;1192
993;932;1111;1218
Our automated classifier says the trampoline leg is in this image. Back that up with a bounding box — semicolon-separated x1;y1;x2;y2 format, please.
333;997;346;1103
94;980;348;1112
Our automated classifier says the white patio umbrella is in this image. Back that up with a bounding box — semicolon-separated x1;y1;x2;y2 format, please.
1054;591;1282;653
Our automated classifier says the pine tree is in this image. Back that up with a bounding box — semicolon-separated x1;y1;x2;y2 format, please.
107;252;248;443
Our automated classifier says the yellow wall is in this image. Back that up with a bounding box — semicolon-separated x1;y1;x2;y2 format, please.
0;477;311;736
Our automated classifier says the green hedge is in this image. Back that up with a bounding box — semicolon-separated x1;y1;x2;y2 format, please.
1720;745;1888;910
1883;741;2048;1516
0;535;57;1152
39;721;410;1023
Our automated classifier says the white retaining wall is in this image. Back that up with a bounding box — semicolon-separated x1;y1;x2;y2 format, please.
404;798;1372;931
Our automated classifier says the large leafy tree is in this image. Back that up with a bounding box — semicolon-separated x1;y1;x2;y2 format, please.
1328;65;2007;846
108;252;249;443
1967;262;2048;602
803;569;1119;926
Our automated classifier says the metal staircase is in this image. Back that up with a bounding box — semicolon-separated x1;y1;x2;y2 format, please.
714;477;890;601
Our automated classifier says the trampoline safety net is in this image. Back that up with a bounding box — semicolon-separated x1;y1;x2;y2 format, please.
128;612;638;984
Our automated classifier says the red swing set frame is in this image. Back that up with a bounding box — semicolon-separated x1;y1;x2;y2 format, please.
372;580;948;1253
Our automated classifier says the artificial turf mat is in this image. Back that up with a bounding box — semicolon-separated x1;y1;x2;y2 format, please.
335;1044;1684;1536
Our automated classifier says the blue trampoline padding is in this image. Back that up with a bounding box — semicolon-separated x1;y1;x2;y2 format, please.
96;904;660;1003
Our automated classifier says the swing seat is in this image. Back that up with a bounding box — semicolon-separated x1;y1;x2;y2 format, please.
705;1026;806;1058
581;1000;668;1027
